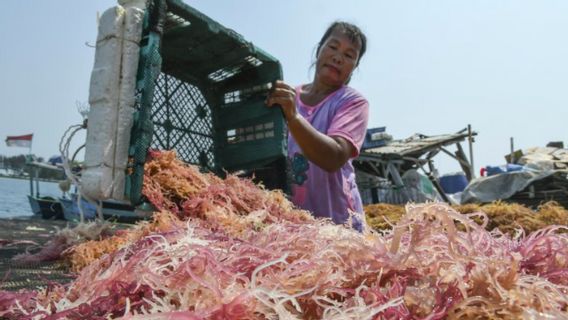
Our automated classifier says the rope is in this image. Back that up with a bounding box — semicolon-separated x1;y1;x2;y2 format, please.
58;124;104;223
97;34;141;46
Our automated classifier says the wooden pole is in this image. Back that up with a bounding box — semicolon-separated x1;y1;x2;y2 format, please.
468;124;475;178
510;137;515;164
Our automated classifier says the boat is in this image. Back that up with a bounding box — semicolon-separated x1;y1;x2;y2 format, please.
27;195;64;220
25;160;66;220
100;199;151;223
58;194;97;221
59;193;152;223
25;156;152;223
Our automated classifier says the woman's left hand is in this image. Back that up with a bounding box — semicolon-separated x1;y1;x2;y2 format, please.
265;80;297;121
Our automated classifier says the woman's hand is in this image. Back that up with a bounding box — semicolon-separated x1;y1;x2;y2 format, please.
265;80;297;122
265;81;354;172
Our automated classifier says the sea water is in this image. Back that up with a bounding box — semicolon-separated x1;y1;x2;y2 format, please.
0;177;62;218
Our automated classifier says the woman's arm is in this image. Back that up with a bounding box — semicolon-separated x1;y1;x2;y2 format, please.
266;81;354;172
287;114;354;172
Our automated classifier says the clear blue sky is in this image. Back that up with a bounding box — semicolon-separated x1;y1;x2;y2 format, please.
1;1;566;175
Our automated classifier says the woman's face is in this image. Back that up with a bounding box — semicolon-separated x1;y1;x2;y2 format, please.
315;28;362;87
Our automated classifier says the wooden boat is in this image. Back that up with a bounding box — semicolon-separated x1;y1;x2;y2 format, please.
27;195;64;220
59;193;151;223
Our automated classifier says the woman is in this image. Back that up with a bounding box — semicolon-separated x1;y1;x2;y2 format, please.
266;21;369;231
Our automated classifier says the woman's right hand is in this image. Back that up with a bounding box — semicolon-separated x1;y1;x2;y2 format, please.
265;80;298;122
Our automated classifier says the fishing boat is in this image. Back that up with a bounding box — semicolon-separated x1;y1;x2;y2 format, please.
58;193;97;221
27;195;64;220
59;193;150;223
24;156;150;222
26;161;65;220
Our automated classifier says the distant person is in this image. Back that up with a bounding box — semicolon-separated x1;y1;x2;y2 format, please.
266;21;369;231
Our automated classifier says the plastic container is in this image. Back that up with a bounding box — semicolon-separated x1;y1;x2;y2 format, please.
125;0;287;205
484;164;524;177
362;126;387;150
439;172;469;194
484;166;505;176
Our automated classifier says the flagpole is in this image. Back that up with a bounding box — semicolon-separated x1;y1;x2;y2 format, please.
29;135;38;197
27;135;34;198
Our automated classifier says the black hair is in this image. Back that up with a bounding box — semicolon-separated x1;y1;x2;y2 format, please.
316;21;367;66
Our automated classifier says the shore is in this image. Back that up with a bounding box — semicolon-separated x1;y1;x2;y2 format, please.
0;217;73;291
0;216;137;291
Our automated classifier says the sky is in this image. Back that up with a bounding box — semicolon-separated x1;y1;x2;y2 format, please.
0;1;566;176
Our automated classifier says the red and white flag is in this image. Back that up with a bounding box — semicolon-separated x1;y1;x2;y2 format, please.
5;134;33;148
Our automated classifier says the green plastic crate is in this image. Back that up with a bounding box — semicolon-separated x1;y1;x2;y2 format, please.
126;0;288;205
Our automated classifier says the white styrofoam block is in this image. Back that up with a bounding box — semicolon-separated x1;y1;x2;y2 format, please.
88;64;121;105
111;107;135;200
118;8;143;105
114;107;135;156
111;7;144;200
89;7;124;105
123;7;144;43
89;8;124;104
118;0;146;10
81;167;114;200
111;170;127;200
97;6;126;41
84;104;118;167
117;42;141;107
83;6;125;201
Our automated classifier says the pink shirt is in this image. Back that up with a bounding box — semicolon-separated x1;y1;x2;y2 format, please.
288;84;369;231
